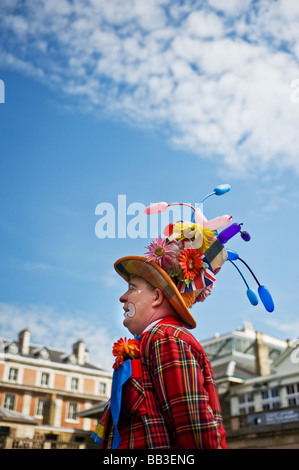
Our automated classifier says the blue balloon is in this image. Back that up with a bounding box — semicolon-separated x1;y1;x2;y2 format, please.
258;285;274;313
214;184;231;196
247;288;259;306
226;249;239;261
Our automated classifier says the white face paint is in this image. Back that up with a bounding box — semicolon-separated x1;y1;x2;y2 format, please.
124;302;136;318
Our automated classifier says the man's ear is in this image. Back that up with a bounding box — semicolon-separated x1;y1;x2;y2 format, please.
152;288;164;308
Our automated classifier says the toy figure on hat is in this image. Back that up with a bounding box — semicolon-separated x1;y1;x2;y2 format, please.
92;184;274;449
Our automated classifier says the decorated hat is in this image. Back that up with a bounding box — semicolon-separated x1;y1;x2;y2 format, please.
114;184;274;329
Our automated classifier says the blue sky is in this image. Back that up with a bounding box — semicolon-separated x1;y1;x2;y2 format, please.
0;0;299;370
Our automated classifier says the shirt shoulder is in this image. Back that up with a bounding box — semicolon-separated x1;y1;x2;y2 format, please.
141;322;206;357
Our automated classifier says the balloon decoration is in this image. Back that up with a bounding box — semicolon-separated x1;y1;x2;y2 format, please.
144;184;274;313
226;250;274;312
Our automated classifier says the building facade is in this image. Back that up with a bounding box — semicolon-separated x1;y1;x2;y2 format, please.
201;322;299;449
0;328;112;448
1;323;298;449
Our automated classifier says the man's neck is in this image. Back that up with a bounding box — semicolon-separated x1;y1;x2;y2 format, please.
142;315;182;333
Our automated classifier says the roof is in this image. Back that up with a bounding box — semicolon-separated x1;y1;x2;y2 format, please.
0;407;38;424
212;361;258;381
0;336;109;373
76;401;108;419
201;322;286;363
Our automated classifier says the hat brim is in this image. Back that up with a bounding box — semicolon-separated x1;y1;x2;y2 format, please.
114;256;196;329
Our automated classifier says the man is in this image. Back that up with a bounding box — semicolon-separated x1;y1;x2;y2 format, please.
92;224;228;448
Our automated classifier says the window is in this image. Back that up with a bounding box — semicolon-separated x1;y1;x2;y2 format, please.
71;377;79;391
67;402;78;420
41;372;49;386
4;394;15;410
39;348;49;360
36;399;46;417
286;383;299;406
8;367;18;382
238;392;255;415
99;382;106;395
261;387;280;410
7;342;18;354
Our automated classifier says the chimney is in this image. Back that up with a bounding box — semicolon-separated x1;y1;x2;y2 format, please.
18;328;31;355
73;339;86;365
254;332;271;376
84;349;90;363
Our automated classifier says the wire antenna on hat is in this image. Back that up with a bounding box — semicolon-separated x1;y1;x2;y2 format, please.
226;249;274;313
145;184;232;230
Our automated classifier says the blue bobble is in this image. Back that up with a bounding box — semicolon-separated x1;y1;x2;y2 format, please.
214;184;231;196
258;286;274;313
226;249;239;261
247;288;259;306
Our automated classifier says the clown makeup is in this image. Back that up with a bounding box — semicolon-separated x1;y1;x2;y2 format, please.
124;302;136;318
120;277;157;335
122;283;143;319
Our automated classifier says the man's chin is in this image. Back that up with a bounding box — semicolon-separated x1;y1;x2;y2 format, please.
123;317;132;333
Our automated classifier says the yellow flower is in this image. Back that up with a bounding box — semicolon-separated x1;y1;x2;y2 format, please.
169;222;215;251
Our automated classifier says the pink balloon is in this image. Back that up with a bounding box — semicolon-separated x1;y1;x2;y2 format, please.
194;210;207;224
204;215;232;230
144;201;169;215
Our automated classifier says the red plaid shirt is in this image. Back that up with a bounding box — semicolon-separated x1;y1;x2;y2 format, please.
99;318;227;449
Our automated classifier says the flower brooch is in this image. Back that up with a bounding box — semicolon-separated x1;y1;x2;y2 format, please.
112;337;140;370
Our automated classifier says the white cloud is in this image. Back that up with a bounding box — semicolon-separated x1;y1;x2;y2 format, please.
183;10;224;38
208;0;252;17
1;0;299;176
265;316;299;341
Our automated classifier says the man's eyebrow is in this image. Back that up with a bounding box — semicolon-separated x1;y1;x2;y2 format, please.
128;281;138;288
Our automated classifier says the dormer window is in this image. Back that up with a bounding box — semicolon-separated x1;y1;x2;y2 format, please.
6;342;19;355
60;352;77;364
33;347;50;360
68;354;77;365
39;348;49;360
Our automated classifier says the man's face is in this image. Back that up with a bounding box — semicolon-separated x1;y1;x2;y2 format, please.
119;276;156;335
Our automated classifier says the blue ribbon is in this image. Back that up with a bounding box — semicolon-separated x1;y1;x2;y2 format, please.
110;360;132;449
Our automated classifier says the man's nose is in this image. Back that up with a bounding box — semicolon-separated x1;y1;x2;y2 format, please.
119;291;128;303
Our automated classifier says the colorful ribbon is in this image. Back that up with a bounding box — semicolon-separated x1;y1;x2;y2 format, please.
91;359;142;448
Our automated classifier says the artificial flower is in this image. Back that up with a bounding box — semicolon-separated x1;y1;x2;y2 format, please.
168;222;216;251
112;337;140;370
178;248;204;280
161;240;183;276
196;284;214;303
145;236;177;267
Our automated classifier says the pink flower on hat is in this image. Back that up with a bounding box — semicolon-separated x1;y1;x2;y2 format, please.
196;284;214;303
145;236;177;268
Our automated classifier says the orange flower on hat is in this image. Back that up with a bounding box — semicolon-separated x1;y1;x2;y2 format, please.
112;337;140;370
178;248;204;280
